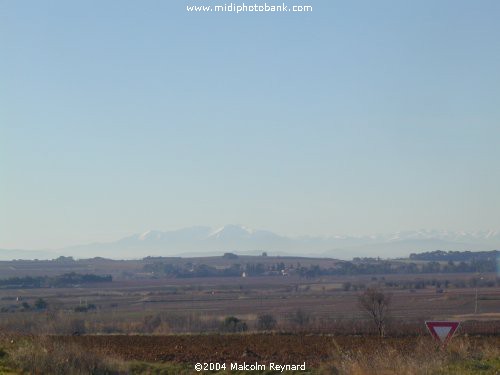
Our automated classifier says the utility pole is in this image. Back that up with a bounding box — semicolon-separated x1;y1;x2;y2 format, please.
474;285;478;314
474;274;484;315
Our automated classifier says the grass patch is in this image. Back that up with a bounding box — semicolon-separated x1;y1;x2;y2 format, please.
6;338;120;375
127;361;315;375
0;348;19;375
438;358;500;375
127;361;193;375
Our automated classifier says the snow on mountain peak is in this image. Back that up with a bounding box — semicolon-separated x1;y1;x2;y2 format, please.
138;230;163;241
209;225;254;239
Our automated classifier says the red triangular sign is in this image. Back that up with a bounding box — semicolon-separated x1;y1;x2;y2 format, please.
425;321;460;344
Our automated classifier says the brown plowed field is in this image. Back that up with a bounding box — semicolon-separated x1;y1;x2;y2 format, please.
53;334;500;367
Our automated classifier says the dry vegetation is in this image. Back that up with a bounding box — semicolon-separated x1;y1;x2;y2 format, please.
0;255;498;373
1;277;498;336
318;336;500;374
0;334;499;374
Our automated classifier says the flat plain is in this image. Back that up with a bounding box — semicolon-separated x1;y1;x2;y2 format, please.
0;255;498;374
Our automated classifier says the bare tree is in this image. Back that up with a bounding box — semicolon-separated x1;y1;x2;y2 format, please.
358;287;391;337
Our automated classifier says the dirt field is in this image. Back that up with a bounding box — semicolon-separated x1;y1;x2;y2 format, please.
0;331;498;375
0;332;498;374
49;334;498;367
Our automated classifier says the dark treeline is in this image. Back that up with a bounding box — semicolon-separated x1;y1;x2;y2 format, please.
409;250;499;261
296;259;495;278
342;275;500;292
0;272;112;288
144;255;497;279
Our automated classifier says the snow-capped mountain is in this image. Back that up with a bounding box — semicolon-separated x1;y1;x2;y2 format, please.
383;229;500;244
1;226;499;260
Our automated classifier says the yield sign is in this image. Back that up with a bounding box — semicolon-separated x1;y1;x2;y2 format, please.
425;321;460;344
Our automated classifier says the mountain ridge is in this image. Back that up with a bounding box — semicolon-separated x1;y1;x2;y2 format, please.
1;225;499;261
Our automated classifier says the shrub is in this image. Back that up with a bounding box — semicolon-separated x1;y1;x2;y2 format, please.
143;315;162;333
257;314;277;331
34;298;48;310
70;319;86;335
221;316;247;332
291;309;310;328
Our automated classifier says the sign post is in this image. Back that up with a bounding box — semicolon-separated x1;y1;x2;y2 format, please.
425;321;460;345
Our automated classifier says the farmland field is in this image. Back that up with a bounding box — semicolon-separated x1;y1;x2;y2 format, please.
1;333;499;374
1;273;499;335
0;256;498;373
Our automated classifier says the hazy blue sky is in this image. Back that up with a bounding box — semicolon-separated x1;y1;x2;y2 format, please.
1;1;500;249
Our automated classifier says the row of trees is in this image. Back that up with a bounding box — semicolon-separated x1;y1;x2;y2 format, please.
143;257;497;279
0;273;112;289
409;250;499;261
342;276;500;291
297;259;496;278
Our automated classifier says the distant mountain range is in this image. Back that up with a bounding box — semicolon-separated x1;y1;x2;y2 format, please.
1;226;499;261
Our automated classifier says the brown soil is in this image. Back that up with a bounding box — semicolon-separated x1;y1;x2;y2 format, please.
53;334;500;367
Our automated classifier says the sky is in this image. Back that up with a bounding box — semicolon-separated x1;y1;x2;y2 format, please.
1;0;500;249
